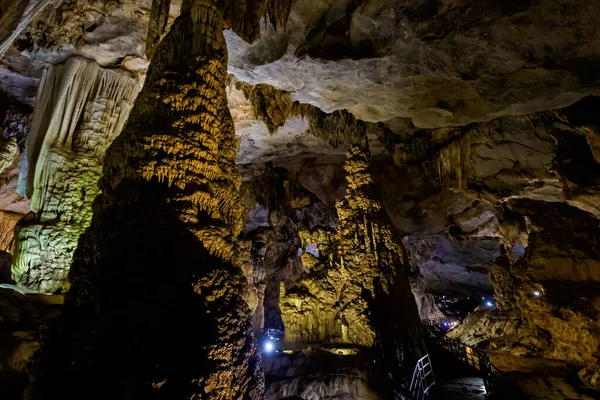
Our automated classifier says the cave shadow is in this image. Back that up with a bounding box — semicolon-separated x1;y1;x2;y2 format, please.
30;178;257;399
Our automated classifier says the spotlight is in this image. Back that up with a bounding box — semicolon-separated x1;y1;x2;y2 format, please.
533;291;541;297
486;301;493;307
264;341;274;353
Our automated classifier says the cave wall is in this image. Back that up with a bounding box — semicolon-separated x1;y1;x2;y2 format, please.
506;199;600;387
0;0;54;59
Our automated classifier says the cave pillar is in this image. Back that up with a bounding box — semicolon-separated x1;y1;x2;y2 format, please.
11;56;139;293
280;144;426;391
30;2;264;398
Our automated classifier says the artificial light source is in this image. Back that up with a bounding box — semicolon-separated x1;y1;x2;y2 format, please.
264;341;274;353
486;301;493;307
533;291;541;297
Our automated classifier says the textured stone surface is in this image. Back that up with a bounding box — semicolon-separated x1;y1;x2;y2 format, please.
12;56;139;293
0;1;599;398
0;0;54;59
263;349;381;400
240;166;337;332
226;0;600;127
280;145;425;396
28;3;270;398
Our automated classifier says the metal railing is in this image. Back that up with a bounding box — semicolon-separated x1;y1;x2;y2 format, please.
422;320;502;393
409;354;435;400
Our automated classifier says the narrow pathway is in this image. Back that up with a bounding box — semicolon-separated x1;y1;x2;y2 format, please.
426;349;487;400
428;377;487;399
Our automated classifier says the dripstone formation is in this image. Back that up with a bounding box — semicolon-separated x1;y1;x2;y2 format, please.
28;1;288;398
0;1;599;399
280;144;425;397
12;57;138;293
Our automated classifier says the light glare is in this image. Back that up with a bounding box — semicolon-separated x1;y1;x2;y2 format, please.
264;341;274;353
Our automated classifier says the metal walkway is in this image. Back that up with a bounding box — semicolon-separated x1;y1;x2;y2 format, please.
409;318;517;400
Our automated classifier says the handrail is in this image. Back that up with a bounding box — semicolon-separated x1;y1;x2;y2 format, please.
422;319;502;393
408;354;435;400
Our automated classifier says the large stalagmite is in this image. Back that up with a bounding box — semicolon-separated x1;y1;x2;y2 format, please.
279;144;425;395
27;1;295;397
12;56;139;293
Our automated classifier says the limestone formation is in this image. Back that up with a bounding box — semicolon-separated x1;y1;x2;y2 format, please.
146;0;172;60
240;165;334;331
27;1;296;397
0;1;599;399
280;144;425;394
227;0;600;127
505;199;600;388
11;56;139;293
0;0;54;59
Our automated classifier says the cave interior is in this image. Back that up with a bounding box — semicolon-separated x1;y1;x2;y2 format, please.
0;1;600;399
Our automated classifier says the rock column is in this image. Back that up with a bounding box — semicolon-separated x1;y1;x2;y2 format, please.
280;144;425;391
30;3;263;398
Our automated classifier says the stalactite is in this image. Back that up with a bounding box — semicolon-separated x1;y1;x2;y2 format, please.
221;0;295;43
234;79;392;148
280;144;425;394
11;56;139;294
146;0;172;60
235;81;294;133
28;0;301;398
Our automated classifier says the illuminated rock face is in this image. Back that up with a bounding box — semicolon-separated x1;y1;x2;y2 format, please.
505;199;600;388
280;144;425;393
11;56;138;293
29;3;264;399
0;0;53;59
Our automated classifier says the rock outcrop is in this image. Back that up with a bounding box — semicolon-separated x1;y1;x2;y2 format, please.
27;2;295;398
0;0;54;59
279;144;425;397
227;0;600;127
505;199;600;388
11;56;139;293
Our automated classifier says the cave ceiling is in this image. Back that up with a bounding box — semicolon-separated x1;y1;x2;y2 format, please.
0;0;599;296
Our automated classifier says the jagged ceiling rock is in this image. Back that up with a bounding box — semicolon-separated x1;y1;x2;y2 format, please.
229;82;321;166
226;0;600;128
370;107;598;296
0;0;53;59
23;0;160;68
0;0;597;306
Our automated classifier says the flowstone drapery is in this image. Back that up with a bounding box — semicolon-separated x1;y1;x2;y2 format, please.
27;0;298;397
280;144;425;391
11;56;139;293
